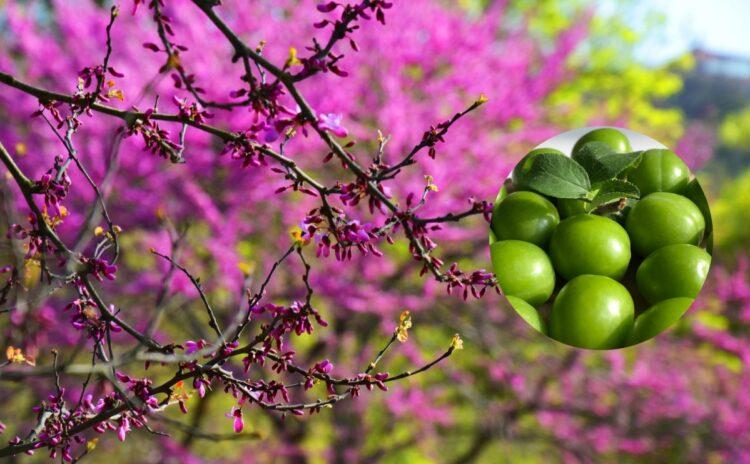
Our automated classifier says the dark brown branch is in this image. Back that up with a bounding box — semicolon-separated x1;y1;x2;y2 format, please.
415;206;486;225
377;98;487;181
152;2;248;110
188;2;452;281
0;140;72;256
230;245;295;342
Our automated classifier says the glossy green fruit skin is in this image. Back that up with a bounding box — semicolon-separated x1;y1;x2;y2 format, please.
682;178;714;254
626;192;705;256
557;198;592;218
490;240;555;306
549;214;631;280
495;185;508;203
572;128;632;155
549;275;634;350
627;297;693;346
636;244;711;304
491;191;560;247
628;149;690;196
506;295;546;334
511;147;565;189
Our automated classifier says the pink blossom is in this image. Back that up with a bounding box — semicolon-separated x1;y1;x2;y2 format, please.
314;359;334;374
318;113;348;137
116;417;130;442
183;339;207;355
227;407;244;433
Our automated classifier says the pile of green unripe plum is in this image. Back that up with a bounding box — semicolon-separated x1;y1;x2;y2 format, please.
489;128;713;349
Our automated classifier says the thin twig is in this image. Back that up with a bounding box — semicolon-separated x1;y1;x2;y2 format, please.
150;249;224;342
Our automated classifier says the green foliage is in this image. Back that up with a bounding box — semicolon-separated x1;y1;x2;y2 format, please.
523;152;591;198
712;169;750;256
589;179;640;208
518;142;642;208
571;142;642;183
460;0;687;144
543;4;688;145
509;0;586;37
719;104;750;150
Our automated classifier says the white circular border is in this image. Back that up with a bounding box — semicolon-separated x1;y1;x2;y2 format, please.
534;126;666;155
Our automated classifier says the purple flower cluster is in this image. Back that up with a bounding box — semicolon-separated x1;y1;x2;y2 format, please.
115;372;160;410
124;107;181;161
64;286;121;342
80;257;117;282
172;96;212;124
9;0;739;462
4;387;149;461
7;219;42;259
251;301;329;352
36;158;71;218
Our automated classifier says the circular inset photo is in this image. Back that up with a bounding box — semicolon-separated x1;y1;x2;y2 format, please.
489;127;713;350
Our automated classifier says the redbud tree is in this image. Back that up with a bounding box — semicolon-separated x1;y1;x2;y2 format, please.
0;0;587;459
2;1;747;463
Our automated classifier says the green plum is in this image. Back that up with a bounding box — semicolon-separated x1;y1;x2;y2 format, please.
626;297;694;346
506;295;546;334
626;192;705;256
572;128;632;155
511;147;566;190
490;240;555;306
491;191;560;247
636;244;711;304
549;275;634;350
557;198;592;218
627;149;690;196
682;178;713;253
549;214;631;280
494;184;508;204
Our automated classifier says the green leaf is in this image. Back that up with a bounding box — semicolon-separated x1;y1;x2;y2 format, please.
572;142;643;183
523;153;591;199
589;179;640;209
